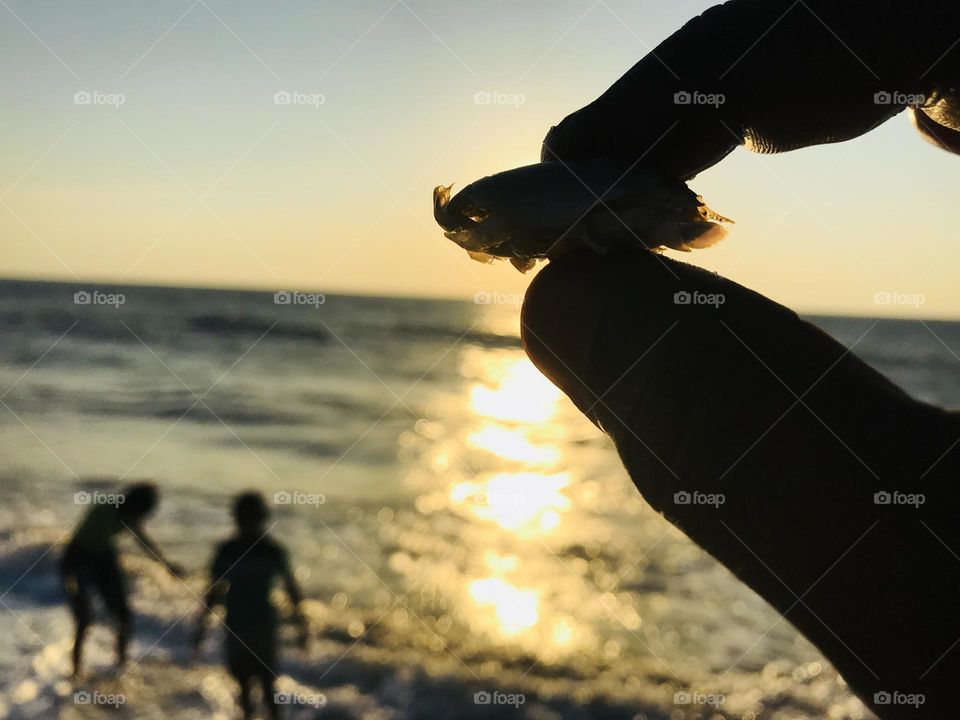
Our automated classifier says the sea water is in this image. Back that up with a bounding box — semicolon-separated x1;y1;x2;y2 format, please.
0;279;958;719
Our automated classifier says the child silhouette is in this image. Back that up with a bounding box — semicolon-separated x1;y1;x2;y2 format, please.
192;491;307;720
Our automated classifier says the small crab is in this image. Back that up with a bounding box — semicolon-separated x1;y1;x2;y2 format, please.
434;160;732;273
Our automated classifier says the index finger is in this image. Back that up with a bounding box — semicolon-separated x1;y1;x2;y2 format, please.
543;0;960;178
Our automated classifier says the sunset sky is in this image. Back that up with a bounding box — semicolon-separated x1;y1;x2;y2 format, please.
2;0;957;317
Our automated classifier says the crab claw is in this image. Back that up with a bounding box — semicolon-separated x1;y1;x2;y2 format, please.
444;228;488;253
433;184;456;229
510;257;537;273
433;183;453;207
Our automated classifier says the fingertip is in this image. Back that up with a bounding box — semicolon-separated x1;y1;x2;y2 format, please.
521;249;802;435
521;251;609;413
521;249;700;413
539;126;559;162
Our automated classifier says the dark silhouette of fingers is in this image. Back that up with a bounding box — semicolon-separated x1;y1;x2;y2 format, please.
543;0;960;179
522;250;960;718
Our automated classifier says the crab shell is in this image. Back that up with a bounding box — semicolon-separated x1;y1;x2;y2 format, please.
434;160;731;273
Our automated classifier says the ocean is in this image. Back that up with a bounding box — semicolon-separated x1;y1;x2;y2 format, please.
0;279;957;720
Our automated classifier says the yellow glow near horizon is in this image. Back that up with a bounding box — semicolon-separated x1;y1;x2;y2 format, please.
3;2;959;317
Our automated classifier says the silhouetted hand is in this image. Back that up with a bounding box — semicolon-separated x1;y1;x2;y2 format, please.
541;0;960;178
523;251;960;718
527;3;960;718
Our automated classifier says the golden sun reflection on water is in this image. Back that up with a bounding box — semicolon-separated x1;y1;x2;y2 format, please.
468;578;540;636
466;552;542;638
468;357;562;424
450;471;571;533
466;424;560;465
463;551;590;651
453;351;573;536
452;350;579;640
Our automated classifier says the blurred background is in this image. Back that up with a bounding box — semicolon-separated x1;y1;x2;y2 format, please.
0;1;957;718
2;0;958;315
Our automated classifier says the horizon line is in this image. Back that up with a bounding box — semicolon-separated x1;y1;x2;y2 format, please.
0;272;958;323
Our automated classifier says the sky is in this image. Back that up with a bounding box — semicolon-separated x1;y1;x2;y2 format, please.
1;0;958;318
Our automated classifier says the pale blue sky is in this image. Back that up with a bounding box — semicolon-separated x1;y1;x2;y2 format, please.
1;0;957;317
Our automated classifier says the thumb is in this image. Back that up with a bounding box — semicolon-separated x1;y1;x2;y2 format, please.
521;249;960;717
520;250;952;494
